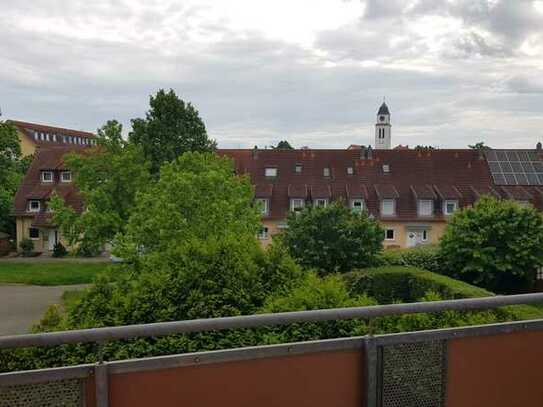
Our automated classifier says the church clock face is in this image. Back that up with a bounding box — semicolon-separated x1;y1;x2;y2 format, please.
379;115;385;122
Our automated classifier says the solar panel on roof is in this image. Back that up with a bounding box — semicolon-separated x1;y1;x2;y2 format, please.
484;150;543;186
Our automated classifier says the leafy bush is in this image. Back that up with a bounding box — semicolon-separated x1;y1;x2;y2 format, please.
281;202;384;274
378;245;442;273
52;242;68;258
19;238;34;257
440;196;543;293
259;273;375;343
343;266;491;304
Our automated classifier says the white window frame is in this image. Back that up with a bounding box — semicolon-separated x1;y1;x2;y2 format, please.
265;167;278;177
290;198;305;212
323;167;331;177
347;167;354;175
256;198;269;216
295;164;302;174
314;198;328;208
418;199;434;217
257;226;269;240
28;227;40;240
41;171;54;183
61;171;72;183
385;228;395;241
381;199;395;216
350;199;364;213
28;200;41;212
443;200;459;216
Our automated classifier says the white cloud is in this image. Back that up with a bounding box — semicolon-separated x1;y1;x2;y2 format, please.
0;0;542;149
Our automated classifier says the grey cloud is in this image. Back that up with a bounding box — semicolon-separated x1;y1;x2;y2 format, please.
0;0;542;150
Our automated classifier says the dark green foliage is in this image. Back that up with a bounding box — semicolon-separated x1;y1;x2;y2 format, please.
129;89;217;174
259;273;374;343
281;202;384;274
19;238;34;257
52;242;68;258
51;120;152;253
272;140;294;149
0;121;27;236
377;245;442;274
343;266;492;304
468;141;491;150
440;196;543;293
114;152;260;264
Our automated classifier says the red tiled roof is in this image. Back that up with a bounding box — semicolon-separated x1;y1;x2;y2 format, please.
375;184;400;199
255;184;274;198
13;147;88;220
9;120;95;148
501;186;533;201
218;148;543;221
311;184;331;198
346;184;369;199
288;184;308;198
410;185;437;200
434;185;462;200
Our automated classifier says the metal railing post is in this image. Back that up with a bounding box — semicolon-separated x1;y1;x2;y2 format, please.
95;342;109;407
364;335;378;407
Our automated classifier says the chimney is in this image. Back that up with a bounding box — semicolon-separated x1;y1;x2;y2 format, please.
252;145;258;159
537;142;542;151
360;146;367;160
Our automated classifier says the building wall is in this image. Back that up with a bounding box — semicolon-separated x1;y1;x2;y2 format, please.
17;131;37;157
16;217;71;253
380;221;447;249
259;218;448;249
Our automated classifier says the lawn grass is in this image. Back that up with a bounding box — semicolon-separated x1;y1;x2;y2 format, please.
0;262;111;285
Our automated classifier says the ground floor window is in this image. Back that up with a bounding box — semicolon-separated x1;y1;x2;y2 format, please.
422;230;428;241
29;228;40;239
258;226;269;240
385;228;395;241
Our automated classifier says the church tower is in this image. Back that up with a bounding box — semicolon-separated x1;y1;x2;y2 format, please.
375;101;391;149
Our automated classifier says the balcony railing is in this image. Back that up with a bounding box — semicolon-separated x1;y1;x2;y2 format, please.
1;293;543;406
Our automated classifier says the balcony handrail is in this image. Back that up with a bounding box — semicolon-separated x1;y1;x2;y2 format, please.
1;292;543;350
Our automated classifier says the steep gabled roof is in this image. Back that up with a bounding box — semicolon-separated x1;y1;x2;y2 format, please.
9;120;96;148
13;147;88;218
218;148;526;220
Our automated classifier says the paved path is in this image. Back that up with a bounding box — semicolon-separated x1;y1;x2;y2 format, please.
0;284;89;336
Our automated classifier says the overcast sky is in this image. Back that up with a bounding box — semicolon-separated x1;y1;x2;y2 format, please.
1;0;543;149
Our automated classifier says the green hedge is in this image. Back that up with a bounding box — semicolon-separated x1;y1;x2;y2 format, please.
377;245;443;274
343;266;491;303
343;266;542;321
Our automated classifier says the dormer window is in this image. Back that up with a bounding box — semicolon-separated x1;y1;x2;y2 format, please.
61;171;72;183
350;199;364;213
443;200;458;215
381;199;395;216
28;200;41;212
347;167;354;175
382;164;390;173
295;164;302;174
41;171;53;183
290;199;305;212
265;168;277;177
256;198;269;216
323;167;331;177
314;198;328;208
418;199;434;217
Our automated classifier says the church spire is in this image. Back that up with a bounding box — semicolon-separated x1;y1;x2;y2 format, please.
375;100;391;149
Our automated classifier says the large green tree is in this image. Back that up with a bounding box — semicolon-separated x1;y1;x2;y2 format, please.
129;89;217;174
0;121;31;236
440;195;543;293
51;120;151;255
281;202;384;274
114;152;260;264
